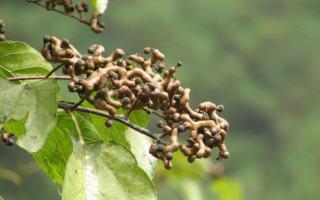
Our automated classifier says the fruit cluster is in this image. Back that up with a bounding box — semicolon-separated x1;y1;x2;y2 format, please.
41;36;230;169
0;20;5;41
27;0;105;33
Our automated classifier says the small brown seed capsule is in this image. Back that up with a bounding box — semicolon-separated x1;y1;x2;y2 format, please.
157;120;164;128
188;156;196;163
217;105;224;112
156;145;165;152
178;124;186;132
61;39;70;49
156;63;165;73
203;129;211;136
121;97;131;105
166;152;173;160
81;2;89;12
143;47;151;54
43;35;50;44
173;94;181;101
177;87;185;94
105;120;113;127
212;134;222;142
88;47;96;54
135;78;143;85
75;4;84;12
68;82;76;92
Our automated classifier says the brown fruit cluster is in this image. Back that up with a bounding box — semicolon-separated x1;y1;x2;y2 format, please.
27;0;105;33
0;20;5;41
41;36;230;169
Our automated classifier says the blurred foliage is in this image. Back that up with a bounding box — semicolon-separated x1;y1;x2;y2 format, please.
1;0;320;199
212;178;243;200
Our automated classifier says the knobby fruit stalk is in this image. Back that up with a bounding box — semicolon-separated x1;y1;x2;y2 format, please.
26;0;105;33
41;36;230;169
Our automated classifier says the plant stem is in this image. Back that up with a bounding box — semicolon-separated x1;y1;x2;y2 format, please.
45;64;63;78
6;76;165;144
58;101;164;143
7;76;70;81
25;0;91;26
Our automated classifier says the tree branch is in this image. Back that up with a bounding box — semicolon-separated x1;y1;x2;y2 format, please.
45;64;63;78
58;101;164;143
6;76;166;143
25;0;91;26
7;76;70;81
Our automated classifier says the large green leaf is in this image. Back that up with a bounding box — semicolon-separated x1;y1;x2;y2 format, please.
32;112;73;184
91;109;157;179
57;112;102;143
0;40;52;78
62;142;157;200
32;111;103;184
0;78;58;152
124;128;157;179
91;0;109;14
125;111;157;179
0;40;58;152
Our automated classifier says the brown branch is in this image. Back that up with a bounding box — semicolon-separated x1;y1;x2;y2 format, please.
45;63;63;78
143;107;165;119
25;0;91;26
7;76;70;81
6;75;165;144
58;101;164;143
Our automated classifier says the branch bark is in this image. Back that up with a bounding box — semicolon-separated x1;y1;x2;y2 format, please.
58;101;164;143
25;0;91;26
7;76;70;81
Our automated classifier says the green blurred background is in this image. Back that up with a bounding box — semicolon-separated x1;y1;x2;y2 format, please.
1;0;320;199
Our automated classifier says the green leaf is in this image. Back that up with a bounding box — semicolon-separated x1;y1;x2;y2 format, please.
32;111;104;184
0;40;58;152
62;142;157;200
0;40;52;78
58;111;102;143
0;78;58;152
91;108;157;179
124;128;157;179
91;0;109;14
32;112;73;184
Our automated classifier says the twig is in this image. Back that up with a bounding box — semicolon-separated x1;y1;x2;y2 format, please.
58;101;165;144
6;76;165;143
7;76;70;81
25;0;91;26
45;64;63;78
69;98;85;110
125;99;139;119
143;107;165;119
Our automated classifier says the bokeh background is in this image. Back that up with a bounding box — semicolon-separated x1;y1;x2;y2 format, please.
1;0;320;199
